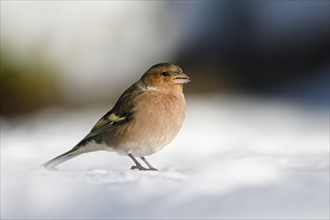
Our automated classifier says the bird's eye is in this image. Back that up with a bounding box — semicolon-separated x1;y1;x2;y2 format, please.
161;72;170;77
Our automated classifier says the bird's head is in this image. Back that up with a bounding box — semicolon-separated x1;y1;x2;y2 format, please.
141;63;190;93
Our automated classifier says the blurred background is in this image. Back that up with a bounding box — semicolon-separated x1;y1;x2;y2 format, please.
1;1;329;219
1;1;329;116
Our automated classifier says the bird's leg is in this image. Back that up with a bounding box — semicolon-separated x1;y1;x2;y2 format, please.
140;157;158;171
128;153;148;170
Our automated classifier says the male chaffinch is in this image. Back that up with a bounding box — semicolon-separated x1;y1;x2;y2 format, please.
42;63;190;171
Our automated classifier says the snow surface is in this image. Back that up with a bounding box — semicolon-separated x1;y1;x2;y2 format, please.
1;96;329;219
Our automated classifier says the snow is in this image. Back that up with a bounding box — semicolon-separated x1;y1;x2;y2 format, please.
1;96;329;219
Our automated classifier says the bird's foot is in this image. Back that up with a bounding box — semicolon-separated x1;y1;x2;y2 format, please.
130;165;158;171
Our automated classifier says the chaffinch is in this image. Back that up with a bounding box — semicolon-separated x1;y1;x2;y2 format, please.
42;63;190;171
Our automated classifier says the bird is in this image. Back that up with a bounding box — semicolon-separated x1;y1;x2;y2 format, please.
42;63;190;171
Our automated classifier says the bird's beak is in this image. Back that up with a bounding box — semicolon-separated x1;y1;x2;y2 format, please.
173;72;190;84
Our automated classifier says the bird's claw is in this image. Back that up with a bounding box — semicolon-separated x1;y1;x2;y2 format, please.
130;165;158;171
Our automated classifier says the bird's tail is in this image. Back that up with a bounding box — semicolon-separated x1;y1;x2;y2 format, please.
42;147;83;169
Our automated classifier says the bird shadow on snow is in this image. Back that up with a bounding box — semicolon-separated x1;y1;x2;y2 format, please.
32;166;189;186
